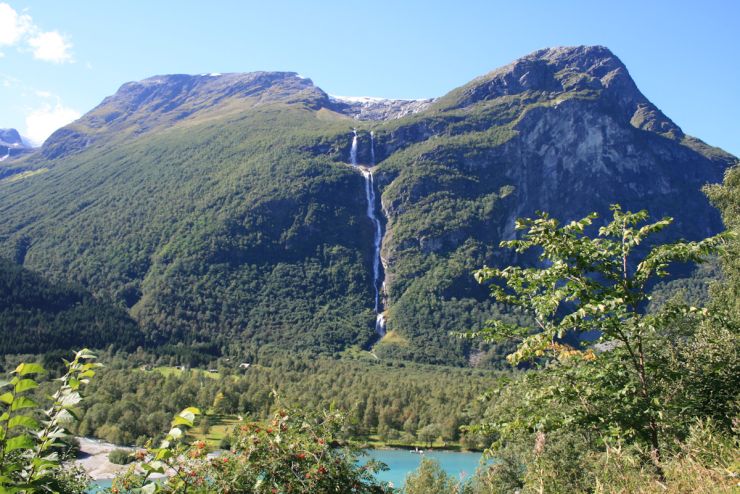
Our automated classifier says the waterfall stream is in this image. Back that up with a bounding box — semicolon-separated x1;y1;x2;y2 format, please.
350;129;387;336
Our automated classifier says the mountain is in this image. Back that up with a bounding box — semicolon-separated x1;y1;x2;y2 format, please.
0;128;33;168
0;46;735;365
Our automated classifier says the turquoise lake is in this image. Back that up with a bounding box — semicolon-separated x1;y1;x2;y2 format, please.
89;448;484;491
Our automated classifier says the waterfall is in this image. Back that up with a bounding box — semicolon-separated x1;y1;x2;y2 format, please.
370;131;375;165
349;130;387;336
350;129;358;166
0;147;9;162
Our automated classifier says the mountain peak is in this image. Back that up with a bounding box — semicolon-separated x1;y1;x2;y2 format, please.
0;128;25;148
102;70;327;116
41;71;330;159
0;128;32;163
451;45;682;139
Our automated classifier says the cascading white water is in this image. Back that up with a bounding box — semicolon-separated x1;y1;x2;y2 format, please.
349;130;387;336
350;129;358;167
370;131;375;165
0;148;10;162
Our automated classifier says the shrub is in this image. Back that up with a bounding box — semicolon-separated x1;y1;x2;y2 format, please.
108;449;134;465
403;457;460;494
109;407;394;493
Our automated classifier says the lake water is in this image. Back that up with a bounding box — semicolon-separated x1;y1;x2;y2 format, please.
364;449;484;487
88;448;484;491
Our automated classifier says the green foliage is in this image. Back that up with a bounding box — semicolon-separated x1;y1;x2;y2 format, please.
467;202;738;490
705;165;740;320
109;408;392;494
0;258;144;354
402;457;460;494
0;104;378;357
468;423;739;493
0;349;99;493
473;206;725;362
108;449;134;465
75;353;500;448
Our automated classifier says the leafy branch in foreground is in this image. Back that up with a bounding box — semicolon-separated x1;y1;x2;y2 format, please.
0;349;100;493
472;205;727;477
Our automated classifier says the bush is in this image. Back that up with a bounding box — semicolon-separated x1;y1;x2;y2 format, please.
109;408;394;493
403;457;460;494
108;449;133;465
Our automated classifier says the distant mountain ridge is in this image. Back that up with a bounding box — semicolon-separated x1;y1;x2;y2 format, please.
0;128;32;163
0;46;735;364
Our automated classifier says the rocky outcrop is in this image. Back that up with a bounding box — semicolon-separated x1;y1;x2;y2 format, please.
446;46;683;139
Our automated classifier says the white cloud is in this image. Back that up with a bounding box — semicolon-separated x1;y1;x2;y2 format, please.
0;3;73;63
0;3;31;46
24;102;80;146
29;30;72;63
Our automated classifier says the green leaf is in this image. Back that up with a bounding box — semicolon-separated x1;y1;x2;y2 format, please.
59;392;81;407
13;379;38;394
8;415;39;430
10;396;37;411
172;415;193;427
143;460;165;473
0;392;14;405
13;363;45;376
5;434;35;453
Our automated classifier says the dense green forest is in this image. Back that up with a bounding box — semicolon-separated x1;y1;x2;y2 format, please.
6;350;500;449
0;257;143;354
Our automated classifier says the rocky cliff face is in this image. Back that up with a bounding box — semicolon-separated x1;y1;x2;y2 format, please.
0;46;736;365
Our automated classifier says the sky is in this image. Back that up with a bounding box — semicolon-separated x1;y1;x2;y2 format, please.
0;0;738;155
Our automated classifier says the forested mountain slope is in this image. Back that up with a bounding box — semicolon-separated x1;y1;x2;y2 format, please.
0;258;142;354
0;46;735;364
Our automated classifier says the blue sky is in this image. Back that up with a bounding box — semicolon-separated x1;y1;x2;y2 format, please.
1;0;738;155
